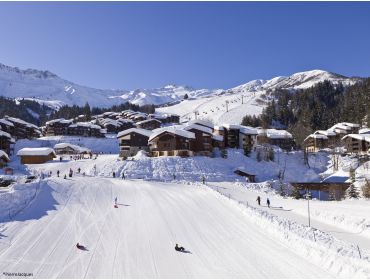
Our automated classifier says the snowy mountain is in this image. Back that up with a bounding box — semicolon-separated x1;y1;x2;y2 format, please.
0;63;220;109
229;69;356;94
0;62;360;113
158;70;361;125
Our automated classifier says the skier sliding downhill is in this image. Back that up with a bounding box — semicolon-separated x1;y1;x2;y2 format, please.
114;197;118;208
76;243;86;250
175;243;185;252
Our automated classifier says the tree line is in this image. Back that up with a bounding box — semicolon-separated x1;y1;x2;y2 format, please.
241;78;370;147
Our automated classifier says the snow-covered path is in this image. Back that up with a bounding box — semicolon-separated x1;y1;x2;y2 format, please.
0;176;332;278
207;182;370;251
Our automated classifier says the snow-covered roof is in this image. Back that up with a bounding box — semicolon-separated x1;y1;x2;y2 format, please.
258;128;293;139
17;147;56;156
136;119;161;125
183;124;213;134
0;118;14;127
187;119;214;129
0;130;12;139
304;134;328;142
149;129;195;142
239;126;258;135
342;134;370;143
6;117;39;129
359;128;370;134
54;143;91;153
315;130;336;136
223;124;241;130
329;122;359;132
45;118;73;125
69;122;101;130
0;150;10;161
212;134;224;141
117;128;153;138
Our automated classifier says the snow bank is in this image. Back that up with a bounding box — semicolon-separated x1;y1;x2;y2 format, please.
206;184;370;278
0;179;42;222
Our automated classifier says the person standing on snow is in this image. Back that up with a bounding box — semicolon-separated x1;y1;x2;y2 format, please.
57;170;60;177
256;196;261;206
121;172;125;180
267;198;271;208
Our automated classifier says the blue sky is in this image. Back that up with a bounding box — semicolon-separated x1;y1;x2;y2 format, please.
0;2;369;90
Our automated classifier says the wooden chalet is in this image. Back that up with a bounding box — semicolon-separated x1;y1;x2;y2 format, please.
223;124;241;148
17;148;56;164
234;169;256;182
183;124;213;156
54;143;91;155
5;117;41;140
239;126;258;151
44;118;73;136
149;129;195;157
290;182;351;201
136;119;161;130
256;128;295;150
117;128;152;158
342;134;370;154
67;122;105;138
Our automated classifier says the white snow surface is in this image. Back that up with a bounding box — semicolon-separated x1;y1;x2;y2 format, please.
0;152;369;277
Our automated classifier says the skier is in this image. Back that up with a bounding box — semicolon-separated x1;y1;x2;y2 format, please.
76;243;85;250
201;175;206;185
121;172;125;180
175;243;185;252
267;198;271;208
69;168;73;178
173;174;176;180
64;174;67;179
59;156;62;162
77;167;81;174
114;197;118;205
112;172;116;178
256;196;261;206
57;170;60;177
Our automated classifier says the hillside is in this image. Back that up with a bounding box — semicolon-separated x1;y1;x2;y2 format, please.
0;63;360;117
157;70;360;125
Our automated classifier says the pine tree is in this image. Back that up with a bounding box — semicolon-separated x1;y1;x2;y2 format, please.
291;187;302;199
278;181;286;197
346;167;359;199
346;184;360;199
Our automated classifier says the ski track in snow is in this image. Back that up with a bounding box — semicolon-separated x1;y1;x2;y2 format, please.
0;175;335;278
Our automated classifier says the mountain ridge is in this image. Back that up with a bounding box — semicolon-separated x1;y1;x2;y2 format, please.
0;62;361;110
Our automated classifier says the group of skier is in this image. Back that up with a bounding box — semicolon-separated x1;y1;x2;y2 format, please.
256;196;271;208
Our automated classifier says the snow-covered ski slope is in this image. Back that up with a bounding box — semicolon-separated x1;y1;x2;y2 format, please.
156;90;265;125
156;69;360;125
0;176;333;278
